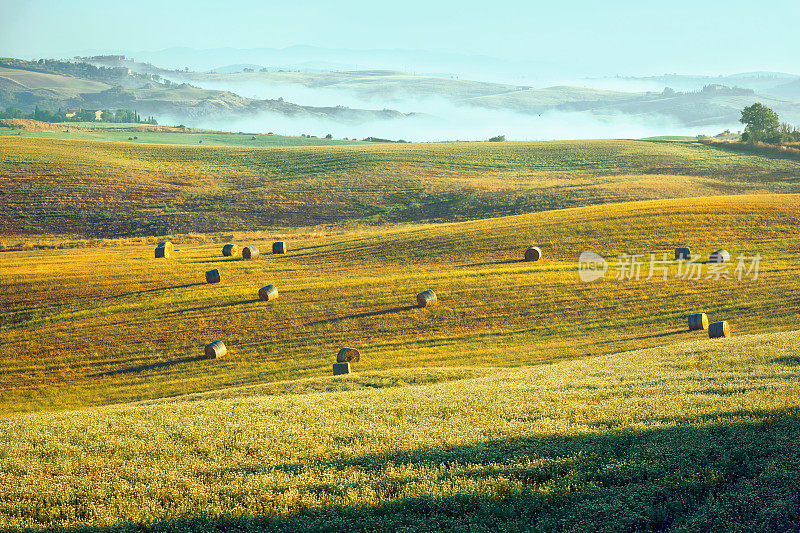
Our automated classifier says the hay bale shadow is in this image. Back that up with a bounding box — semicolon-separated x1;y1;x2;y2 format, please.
310;305;416;326
163;298;261;316
770;355;800;366
107;282;205;300
90;355;208;377
629;329;690;341
188;258;240;264
460;259;522;268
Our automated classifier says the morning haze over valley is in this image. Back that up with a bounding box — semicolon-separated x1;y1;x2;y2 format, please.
1;1;800;531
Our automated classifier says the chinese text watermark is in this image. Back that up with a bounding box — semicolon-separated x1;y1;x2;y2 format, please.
578;252;761;282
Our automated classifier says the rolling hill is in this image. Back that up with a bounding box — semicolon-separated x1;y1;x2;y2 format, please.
0;59;412;124
1;193;799;415
1;194;799;530
2;136;800;237
2;131;800;530
8;55;800;136
173;69;525;100
765;78;800;101
604;71;800;94
168;69;800;127
0;65;112;96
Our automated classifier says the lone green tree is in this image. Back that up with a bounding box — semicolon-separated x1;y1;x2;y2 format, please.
740;103;780;142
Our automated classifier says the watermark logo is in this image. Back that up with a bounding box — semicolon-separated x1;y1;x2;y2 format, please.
577;251;762;283
578;251;609;283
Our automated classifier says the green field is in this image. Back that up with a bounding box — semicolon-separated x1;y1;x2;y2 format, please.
2;135;800;531
0;126;368;147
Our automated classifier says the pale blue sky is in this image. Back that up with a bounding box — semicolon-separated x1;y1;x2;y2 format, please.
1;0;799;75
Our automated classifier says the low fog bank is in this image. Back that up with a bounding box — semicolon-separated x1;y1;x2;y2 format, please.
155;72;737;141
162;72;663;109
170;103;733;142
164;74;400;109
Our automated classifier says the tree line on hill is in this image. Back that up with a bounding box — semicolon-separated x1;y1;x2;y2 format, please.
1;58;134;84
0;106;157;124
740;103;800;143
0;57;200;89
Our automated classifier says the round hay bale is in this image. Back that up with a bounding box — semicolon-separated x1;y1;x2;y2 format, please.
688;312;709;331
222;243;238;257
524;246;542;262
154;241;173;258
336;347;360;363
242;246;260;260
708;321;730;338
206;269;221;284
258;284;278;301
272;241;286;254
205;340;227;359
709;249;731;263
417;289;438;308
675;247;691;260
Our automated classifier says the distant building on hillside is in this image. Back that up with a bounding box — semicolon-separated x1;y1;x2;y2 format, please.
88;55;127;62
64;108;81;118
700;84;755;96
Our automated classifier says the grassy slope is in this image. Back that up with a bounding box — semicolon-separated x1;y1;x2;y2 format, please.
464;85;633;111
1;194;799;415
0;66;112;96
178;70;524;100
1;136;799;236
1;330;798;531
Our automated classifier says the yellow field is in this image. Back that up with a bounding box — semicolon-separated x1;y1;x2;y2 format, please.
2;329;798;530
1;194;798;415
